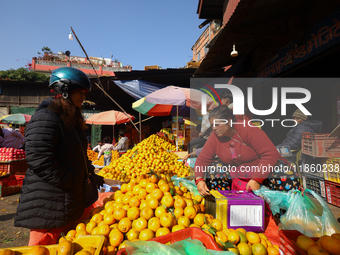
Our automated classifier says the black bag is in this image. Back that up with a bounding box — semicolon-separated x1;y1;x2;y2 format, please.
74;129;99;208
84;173;99;208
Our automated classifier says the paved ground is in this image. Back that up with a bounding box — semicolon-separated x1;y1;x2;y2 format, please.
1;191;340;249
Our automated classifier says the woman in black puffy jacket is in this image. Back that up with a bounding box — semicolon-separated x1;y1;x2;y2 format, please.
14;67;104;245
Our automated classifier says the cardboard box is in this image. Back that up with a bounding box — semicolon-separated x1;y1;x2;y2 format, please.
171;151;188;159
205;190;265;232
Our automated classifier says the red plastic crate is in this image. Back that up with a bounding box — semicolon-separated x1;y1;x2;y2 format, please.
302;132;340;158
278;230;318;255
117;228;222;255
325;180;340;207
0;175;25;197
0;160;28;175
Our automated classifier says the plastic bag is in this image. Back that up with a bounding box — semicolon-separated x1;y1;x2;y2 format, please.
125;238;235;255
171;175;200;197
280;189;340;237
253;186;296;215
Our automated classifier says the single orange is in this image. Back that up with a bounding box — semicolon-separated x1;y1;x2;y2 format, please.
155;206;167;218
156;227;171;237
161;195;174;208
193;213;205;227
127;207;140;221
151;189;164;201
174;207;184;219
109;229;124;247
148;217;161;232
160;213;174;228
139;229;155;241
174;197;187;209
103;214;116;225
140;206;154;220
129;196;141;207
177;216;191;228
134;217;148;232
147;198;159;209
118;218;132;233
184;206;197;220
113;207;127;221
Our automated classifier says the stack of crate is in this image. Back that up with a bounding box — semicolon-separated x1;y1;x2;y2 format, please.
301;132;340;206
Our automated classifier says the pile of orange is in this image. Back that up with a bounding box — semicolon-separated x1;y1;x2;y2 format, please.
97;134;190;182
89;150;119;167
87;150;99;162
60;174;281;254
295;233;340;255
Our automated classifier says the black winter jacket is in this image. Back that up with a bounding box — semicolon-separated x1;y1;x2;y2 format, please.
281;120;323;150
14;98;96;229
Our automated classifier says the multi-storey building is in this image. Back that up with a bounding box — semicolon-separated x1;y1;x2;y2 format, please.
31;52;132;77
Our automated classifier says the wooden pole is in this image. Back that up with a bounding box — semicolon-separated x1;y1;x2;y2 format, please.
176;105;179;151
139;113;142;143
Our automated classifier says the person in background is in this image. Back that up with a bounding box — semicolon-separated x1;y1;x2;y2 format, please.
113;130;129;153
98;136;114;166
0;127;25;149
195;105;285;197
14;67;104;246
279;109;322;161
188;90;234;154
92;140;103;152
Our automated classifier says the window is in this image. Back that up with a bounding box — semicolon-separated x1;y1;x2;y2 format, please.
197;52;201;62
204;43;209;55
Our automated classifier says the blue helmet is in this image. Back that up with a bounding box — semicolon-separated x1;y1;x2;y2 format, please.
49;67;91;98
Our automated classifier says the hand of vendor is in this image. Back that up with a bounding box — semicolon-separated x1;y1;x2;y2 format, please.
196;179;210;197
182;153;190;164
246;179;261;192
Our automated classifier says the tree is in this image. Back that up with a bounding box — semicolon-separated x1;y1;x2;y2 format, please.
38;46;52;56
0;68;49;83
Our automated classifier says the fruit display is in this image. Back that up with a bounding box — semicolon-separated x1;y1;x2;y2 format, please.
59;174;279;254
87;150;99;162
0;235;103;255
88;150;119;167
97;134;190;182
0;148;25;162
294;233;340;255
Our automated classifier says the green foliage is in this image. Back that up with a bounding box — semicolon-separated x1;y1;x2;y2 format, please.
0;68;49;83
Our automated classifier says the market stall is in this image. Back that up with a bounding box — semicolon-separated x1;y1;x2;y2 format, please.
3;132;340;255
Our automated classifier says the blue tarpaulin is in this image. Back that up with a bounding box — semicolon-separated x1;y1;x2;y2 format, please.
113;80;168;100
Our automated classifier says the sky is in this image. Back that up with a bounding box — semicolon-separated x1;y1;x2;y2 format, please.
0;0;203;71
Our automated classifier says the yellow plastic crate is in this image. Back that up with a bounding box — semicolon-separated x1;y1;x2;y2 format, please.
0;235;104;255
323;158;340;184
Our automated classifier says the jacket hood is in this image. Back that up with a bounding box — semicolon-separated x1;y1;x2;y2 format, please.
36;97;54;111
299;120;323;132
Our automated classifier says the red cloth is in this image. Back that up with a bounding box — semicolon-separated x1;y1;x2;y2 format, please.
28;192;114;246
194;124;282;184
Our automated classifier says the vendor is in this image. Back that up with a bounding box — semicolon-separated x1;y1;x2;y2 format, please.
113;130;129;153
98;136;114;166
14;67;104;246
194;105;285;197
0;127;25;149
92;139;103;152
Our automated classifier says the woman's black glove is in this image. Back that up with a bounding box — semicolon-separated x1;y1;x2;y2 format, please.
94;174;105;189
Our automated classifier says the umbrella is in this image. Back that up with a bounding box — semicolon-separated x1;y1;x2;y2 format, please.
86;110;135;125
132;98;192;117
145;86;214;109
0;114;31;125
133;86;214;150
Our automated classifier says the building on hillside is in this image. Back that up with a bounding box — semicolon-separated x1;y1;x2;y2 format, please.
31;52;132;78
190;20;221;66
